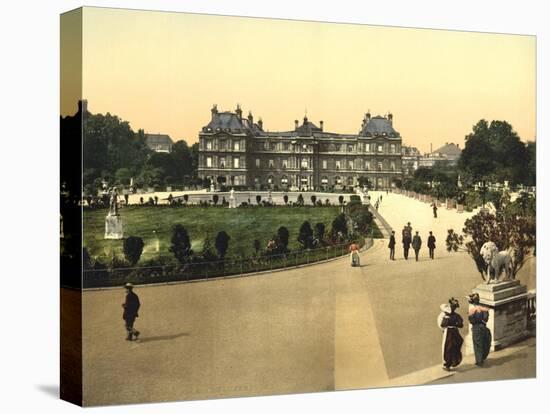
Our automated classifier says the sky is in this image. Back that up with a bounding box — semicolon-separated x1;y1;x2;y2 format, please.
62;7;536;153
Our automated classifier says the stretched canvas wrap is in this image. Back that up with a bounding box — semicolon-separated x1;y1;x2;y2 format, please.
60;6;537;407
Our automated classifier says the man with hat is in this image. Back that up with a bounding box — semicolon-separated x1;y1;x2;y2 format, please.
388;230;396;260
467;293;491;366
122;282;141;341
412;231;422;262
437;297;464;371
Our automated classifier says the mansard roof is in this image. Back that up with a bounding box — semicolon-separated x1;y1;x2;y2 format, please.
202;106;264;135
360;114;399;137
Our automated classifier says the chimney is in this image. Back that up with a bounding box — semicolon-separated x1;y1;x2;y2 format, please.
211;104;218;119
320;120;324;131
295;119;299;130
366;110;371;122
388;112;393;125
258;118;263;130
430;143;433;153
247;111;253;125
235;104;242;120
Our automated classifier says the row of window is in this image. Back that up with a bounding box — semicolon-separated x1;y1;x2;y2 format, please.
204;139;243;151
253;175;369;186
204;156;399;171
254;158;398;171
202;139;400;154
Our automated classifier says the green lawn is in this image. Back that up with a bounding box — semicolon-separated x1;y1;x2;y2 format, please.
84;205;376;264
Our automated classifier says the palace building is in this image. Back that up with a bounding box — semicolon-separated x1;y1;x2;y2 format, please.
198;105;403;191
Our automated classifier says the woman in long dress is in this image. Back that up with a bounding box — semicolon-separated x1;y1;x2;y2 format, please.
437;297;464;371
468;293;492;366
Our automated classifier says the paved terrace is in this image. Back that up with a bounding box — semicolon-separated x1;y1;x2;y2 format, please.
79;191;535;406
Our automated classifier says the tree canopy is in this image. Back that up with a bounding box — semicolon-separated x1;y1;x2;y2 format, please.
458;120;533;186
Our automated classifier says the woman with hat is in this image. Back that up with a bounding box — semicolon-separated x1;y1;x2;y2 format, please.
468;293;491;366
349;242;360;267
437;297;464;371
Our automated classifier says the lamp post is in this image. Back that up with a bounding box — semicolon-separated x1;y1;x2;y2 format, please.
477;180;489;213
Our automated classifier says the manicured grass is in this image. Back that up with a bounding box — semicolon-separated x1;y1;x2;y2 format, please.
84;205;370;263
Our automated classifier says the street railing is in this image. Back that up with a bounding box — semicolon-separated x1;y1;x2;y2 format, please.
83;233;374;289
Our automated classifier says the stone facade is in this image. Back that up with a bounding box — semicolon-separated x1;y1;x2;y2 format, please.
198;105;403;191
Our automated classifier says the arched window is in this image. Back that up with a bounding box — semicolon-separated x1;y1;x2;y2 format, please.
335;176;342;185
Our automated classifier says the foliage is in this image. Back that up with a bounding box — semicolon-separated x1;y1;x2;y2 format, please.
169;224;193;264
331;213;348;240
283;194;289;205
314;222;326;245
358;176;372;189
256;195;262;205
123;236;145;265
458;119;532;186
338;195;344;205
199;234;217;261
297;194;304;206
213;194;219;205
277;226;290;252
253;239;262;255
346;201;374;234
297;221;314;249
446;212;535;280
215;231;231;259
311;195;317;205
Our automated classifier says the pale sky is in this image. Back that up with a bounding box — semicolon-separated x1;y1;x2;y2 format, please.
65;7;535;153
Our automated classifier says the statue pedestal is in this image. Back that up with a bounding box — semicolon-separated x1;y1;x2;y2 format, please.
105;214;123;239
457;204;464;213
465;280;529;354
228;198;237;208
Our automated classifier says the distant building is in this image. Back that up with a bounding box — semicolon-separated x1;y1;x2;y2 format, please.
419;142;462;167
401;145;421;175
145;133;173;153
197;105;403;190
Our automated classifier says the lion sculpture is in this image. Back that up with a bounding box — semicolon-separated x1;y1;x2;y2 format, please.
479;241;514;284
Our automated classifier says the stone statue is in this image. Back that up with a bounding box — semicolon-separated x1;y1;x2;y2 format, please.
228;188;236;208
479;241;514;284
108;187;119;216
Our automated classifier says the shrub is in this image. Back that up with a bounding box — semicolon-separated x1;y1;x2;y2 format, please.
283;194;289;205
297;194;304;206
215;231;230;259
169;224;193;264
256;195;262;205
213;194;219;205
123;236;145;265
277;226;290;252
298;221;314;249
338;195;344;205
311;195;317;205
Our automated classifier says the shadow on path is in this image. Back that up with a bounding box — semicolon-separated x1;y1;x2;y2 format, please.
36;384;59;399
138;332;190;344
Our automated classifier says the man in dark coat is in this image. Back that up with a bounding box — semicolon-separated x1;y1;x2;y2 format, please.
412;231;422;261
402;226;411;260
122;283;141;341
428;231;436;259
432;203;438;218
388;230;396;260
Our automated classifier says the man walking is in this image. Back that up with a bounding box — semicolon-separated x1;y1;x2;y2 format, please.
412;231;422;261
432;202;438;218
428;231;436;259
122;282;141;341
402;225;411;260
388;231;396;260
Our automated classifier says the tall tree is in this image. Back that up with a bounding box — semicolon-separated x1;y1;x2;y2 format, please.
215;231;231;259
297;221;314;249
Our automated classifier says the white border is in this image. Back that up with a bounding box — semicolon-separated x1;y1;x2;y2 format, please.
0;1;547;413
